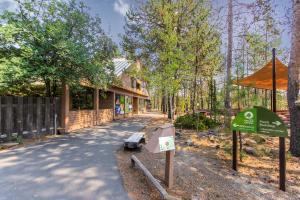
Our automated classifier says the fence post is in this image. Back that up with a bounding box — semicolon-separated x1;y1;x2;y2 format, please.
27;97;33;136
17;97;23;138
55;97;60;133
45;97;50;134
36;98;41;135
6;96;13;141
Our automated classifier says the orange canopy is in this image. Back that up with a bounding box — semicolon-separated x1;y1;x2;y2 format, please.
234;58;288;91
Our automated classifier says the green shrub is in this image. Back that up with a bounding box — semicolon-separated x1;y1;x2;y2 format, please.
16;135;23;144
174;113;220;130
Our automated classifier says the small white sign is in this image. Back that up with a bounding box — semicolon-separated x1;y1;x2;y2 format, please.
159;136;175;152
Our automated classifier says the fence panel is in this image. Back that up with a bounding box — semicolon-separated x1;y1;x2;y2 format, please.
0;96;60;142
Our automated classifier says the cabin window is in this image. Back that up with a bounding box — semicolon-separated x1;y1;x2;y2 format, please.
99;91;113;109
70;86;94;110
136;82;141;90
131;78;136;89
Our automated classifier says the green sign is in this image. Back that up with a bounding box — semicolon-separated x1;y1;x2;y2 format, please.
232;106;288;137
159;136;175;152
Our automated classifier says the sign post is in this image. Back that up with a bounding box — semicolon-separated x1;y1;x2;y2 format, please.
165;150;174;188
232;130;238;171
272;48;286;191
145;124;176;188
231;106;288;191
159;135;175;188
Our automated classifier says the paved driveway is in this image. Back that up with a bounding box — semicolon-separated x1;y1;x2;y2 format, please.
0;116;150;200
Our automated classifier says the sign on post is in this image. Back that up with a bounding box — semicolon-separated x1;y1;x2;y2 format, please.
159;136;175;152
231;106;288;191
145;124;175;153
232;106;288;137
145;124;175;188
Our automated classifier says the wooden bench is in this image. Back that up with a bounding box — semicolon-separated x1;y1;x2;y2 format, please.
124;132;145;149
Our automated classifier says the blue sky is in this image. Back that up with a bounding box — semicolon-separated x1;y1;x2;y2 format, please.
77;0;134;45
0;0;133;45
0;0;292;51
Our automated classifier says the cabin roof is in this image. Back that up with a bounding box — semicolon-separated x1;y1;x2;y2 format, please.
113;58;132;76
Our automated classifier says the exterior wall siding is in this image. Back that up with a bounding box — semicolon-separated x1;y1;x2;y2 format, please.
68;110;96;131
68;109;114;131
98;108;114;124
68;91;115;131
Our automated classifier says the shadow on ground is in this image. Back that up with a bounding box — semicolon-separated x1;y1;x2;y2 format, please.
0;116;151;200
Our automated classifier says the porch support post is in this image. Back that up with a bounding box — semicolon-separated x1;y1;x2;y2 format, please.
133;97;139;114
61;81;70;133
113;91;116;120
94;88;99;125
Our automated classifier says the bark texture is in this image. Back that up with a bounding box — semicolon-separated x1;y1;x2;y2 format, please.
288;0;300;156
225;0;233;129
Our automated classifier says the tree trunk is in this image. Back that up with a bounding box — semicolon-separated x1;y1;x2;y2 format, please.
225;0;233;129
45;79;51;97
192;54;199;114
162;93;167;114
213;79;217;120
167;94;173;119
200;78;204;109
288;0;300;157
52;80;57;97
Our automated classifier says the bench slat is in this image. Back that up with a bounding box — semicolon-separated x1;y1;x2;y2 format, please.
125;133;144;142
124;132;145;149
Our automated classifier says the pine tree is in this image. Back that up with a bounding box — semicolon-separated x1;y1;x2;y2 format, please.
225;0;233;129
288;0;300;156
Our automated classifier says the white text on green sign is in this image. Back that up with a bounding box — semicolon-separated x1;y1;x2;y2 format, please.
231;106;288;137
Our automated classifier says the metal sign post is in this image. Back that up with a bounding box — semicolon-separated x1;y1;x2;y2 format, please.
232;130;238;171
272;48;286;191
231;105;288;191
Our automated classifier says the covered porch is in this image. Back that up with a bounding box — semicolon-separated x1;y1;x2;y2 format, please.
60;83;149;132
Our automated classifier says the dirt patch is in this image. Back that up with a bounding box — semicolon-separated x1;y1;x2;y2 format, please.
117;115;300;200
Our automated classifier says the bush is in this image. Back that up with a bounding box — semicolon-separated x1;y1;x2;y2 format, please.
174;113;220;130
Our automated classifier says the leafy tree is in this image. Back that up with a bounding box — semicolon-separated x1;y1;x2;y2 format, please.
123;0;221;119
224;0;233;129
0;0;117;96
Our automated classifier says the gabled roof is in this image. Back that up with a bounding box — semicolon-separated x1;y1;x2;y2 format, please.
113;58;132;76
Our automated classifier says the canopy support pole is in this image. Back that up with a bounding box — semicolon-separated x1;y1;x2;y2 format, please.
273;48;286;191
272;48;276;112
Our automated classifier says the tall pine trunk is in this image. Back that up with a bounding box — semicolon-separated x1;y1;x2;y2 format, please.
225;0;233;129
200;78;204;109
288;0;300;156
192;59;199;114
45;79;51;97
167;93;173;120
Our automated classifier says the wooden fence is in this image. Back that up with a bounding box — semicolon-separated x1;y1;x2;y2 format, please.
0;96;60;142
